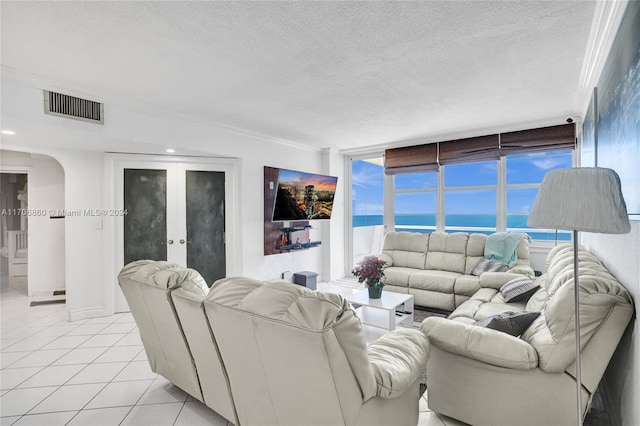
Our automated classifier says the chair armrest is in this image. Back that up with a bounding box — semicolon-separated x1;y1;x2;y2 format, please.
478;272;527;290
421;317;538;370
367;328;429;399
378;253;393;267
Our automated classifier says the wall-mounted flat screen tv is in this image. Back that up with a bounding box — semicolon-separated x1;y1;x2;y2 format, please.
272;168;338;221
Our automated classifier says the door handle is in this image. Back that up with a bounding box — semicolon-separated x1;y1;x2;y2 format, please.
161;240;174;245
179;239;192;244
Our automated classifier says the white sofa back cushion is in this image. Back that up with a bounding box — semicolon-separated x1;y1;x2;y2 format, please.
425;232;468;274
118;260;208;402
381;232;430;269
464;234;489;274
204;277;378;426
171;281;238;423
521;245;634;373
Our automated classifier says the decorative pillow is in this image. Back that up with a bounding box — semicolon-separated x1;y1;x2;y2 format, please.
500;276;540;303
471;258;509;276
475;311;541;337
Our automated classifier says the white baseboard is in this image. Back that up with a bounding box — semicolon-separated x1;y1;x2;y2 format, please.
29;288;66;297
68;306;110;322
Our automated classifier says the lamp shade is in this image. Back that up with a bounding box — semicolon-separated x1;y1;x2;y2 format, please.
528;167;631;234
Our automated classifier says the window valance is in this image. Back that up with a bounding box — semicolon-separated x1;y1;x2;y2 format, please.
383;123;575;175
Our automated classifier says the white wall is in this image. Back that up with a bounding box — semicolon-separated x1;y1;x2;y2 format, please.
0;150;65;296
322;147;346;281
576;1;639;422
2;79;343;319
582;224;640;426
28;155;65;295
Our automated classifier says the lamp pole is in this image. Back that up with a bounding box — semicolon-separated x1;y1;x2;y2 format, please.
573;230;582;426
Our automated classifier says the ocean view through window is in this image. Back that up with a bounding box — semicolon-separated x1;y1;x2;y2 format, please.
350;150;573;266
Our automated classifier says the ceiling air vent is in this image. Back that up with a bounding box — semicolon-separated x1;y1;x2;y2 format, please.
44;90;104;124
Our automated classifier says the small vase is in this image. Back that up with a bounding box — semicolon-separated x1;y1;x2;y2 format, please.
367;285;383;299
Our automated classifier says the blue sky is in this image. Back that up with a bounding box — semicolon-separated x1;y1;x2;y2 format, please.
352;150;572;216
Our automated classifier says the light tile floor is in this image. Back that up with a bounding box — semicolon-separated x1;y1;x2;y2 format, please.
1;280;465;426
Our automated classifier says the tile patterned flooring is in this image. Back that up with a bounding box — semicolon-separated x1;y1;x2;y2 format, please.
1;280;464;426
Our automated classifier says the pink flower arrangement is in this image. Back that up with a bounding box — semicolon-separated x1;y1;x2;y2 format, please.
352;256;386;287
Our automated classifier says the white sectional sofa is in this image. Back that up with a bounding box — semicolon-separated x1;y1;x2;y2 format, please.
421;243;635;426
378;231;534;311
118;260;430;426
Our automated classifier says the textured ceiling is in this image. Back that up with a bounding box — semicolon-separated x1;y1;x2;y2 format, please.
1;1;597;152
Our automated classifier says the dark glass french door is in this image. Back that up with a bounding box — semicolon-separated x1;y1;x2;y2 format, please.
123;165;225;286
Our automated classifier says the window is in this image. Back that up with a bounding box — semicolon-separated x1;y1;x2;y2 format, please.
387;150;573;240
506;150;573;241
394;171;437;233
444;161;497;234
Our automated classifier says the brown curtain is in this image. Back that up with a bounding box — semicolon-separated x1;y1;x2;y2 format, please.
438;134;500;165
383;123;575;174
500;123;576;155
384;143;438;175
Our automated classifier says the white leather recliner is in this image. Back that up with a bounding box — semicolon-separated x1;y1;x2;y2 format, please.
202;277;430;426
118;260;237;424
120;261;429;426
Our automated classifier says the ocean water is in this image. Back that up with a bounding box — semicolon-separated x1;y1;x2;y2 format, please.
353;214;570;241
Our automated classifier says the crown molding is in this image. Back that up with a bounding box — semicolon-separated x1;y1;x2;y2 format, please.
577;0;629;114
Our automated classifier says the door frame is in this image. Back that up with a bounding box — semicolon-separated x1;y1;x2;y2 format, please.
0;167;31;293
105;153;241;313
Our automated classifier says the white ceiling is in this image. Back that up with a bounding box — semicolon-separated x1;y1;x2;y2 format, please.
1;1;597;153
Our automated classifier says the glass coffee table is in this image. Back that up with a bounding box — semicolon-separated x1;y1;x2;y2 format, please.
345;289;414;341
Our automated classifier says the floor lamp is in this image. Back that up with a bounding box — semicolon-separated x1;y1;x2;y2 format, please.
527;167;631;425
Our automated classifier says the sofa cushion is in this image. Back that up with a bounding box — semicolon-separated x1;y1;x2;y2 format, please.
521;260;634;373
471;258;509;276
383;267;413;287
500;277;539;303
408;270;459;292
449;287;527;322
425;232;468;274
381;232;430;270
423;317;539;370
464;234;488;275
525;281;547;312
475;311;540;336
409;288;456;312
452;275;481;299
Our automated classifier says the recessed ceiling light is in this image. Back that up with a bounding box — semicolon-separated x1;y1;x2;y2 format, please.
166;148;175;153
1;130;16;135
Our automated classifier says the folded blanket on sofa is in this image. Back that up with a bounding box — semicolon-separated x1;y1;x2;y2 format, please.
484;233;525;266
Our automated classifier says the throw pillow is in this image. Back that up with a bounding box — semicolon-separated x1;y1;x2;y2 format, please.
475;311;541;337
471;258;509;276
500;276;540;303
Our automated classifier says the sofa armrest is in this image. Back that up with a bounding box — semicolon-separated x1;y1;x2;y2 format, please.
367;328;429;399
421;317;538;370
378;253;393;267
478;272;527;290
507;264;535;277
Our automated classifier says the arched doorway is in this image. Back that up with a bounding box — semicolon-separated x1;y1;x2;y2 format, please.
0;150;65;302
